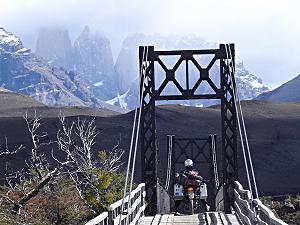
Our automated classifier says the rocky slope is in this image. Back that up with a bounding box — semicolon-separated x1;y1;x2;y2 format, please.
0;89;120;117
262;195;300;225
0;27;122;112
113;33;269;109
256;74;300;102
35;26;118;101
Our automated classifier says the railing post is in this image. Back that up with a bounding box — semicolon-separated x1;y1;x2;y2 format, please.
140;186;144;217
108;208;113;225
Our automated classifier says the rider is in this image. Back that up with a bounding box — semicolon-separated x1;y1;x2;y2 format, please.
174;159;209;214
175;158;203;190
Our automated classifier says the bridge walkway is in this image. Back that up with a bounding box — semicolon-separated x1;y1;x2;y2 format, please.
138;212;241;225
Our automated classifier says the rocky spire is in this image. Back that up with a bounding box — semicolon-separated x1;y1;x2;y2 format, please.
35;27;73;69
73;25;117;100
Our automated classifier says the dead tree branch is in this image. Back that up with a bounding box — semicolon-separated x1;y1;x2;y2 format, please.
0;137;24;157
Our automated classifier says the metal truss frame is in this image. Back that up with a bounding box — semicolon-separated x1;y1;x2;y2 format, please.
140;44;237;214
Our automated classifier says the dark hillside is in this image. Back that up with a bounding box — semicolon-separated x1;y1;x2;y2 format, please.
0;99;299;196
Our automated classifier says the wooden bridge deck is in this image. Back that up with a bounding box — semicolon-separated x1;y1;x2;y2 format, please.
138;212;241;225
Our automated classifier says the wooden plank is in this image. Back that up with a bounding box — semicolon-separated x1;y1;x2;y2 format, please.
219;213;242;225
137;212;243;225
206;212;212;225
152;214;162;225
172;214;206;224
159;214;171;223
137;216;155;225
159;214;174;225
207;212;220;224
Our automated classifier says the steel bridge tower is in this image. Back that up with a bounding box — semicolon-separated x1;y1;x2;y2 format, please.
140;44;237;215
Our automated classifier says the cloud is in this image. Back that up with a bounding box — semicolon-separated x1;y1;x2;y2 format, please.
0;0;299;87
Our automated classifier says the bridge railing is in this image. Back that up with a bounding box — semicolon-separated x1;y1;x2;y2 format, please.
86;183;146;225
234;181;257;225
234;181;288;225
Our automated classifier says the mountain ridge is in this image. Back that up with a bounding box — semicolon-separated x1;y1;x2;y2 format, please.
256;74;300;102
0;27;124;113
34;28;269;110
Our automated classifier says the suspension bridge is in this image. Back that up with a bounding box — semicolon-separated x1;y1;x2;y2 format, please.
86;44;288;225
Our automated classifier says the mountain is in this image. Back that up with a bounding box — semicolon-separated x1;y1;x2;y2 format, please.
256;74;300;102
0;27;122;112
35;27;74;69
35;26;118;101
113;33;269;110
73;26;117;100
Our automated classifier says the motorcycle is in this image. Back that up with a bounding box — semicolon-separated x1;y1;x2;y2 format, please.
174;170;208;215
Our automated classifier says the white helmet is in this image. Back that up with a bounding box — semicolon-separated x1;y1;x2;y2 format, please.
184;159;193;167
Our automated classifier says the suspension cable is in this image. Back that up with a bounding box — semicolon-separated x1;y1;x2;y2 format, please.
211;135;219;189
119;46;147;225
224;44;254;203
227;46;259;199
126;46;150;225
165;135;173;191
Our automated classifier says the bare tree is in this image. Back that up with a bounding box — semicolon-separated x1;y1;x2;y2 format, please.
53;114;125;213
1;112;59;214
1;112;125;216
99;138;124;172
52;114;99;212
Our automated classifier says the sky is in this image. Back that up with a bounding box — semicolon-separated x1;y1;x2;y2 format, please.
0;0;299;89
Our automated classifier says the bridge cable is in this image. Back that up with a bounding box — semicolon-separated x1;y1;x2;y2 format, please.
126;46;150;225
226;45;259;199
224;44;255;205
225;45;259;222
211;135;219;189
119;46;148;225
164;135;173;191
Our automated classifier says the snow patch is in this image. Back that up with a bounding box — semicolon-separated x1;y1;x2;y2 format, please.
0;28;21;46
106;90;129;109
93;81;104;87
250;79;264;89
180;103;203;108
16;48;31;54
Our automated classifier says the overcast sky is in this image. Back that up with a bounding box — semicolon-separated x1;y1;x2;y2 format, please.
0;0;299;89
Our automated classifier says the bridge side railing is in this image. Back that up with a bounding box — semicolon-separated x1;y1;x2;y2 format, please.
253;198;288;225
234;181;288;225
86;183;146;225
234;181;256;225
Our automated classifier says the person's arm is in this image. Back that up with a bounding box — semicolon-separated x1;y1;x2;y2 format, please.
196;175;203;182
175;173;180;183
194;171;203;181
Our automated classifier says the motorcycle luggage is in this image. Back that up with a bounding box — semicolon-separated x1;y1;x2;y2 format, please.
174;183;184;200
199;183;208;199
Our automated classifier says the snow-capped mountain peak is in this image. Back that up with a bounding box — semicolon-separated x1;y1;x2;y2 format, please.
0;27;30;54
